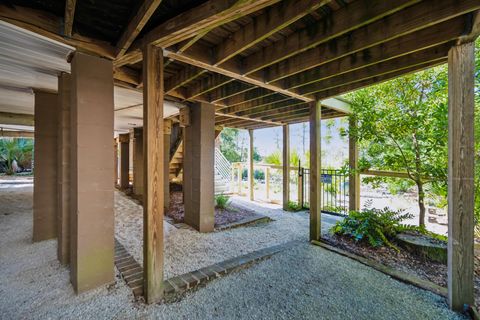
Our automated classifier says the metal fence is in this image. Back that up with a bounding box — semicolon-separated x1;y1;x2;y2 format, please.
301;168;349;215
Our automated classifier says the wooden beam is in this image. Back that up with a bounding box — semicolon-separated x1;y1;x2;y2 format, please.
240;101;307;118
0;5;115;59
117;0;280;67
348;117;360;211
220;94;292;114
116;0;163;58
142;43;164;304
0;130;34;138
248;129;254;201
206;82;253;103
64;0;77;37
0;112;34;126
185;74;232;100
282;124;290;210
218;88;274;107
165;65;204;93
258;0;480;83
309;101;321;241
447;41;475;311
214;112;282;126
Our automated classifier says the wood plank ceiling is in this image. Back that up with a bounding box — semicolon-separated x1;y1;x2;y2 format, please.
0;0;479;129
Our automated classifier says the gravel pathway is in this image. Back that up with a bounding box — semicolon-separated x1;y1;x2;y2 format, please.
0;182;465;319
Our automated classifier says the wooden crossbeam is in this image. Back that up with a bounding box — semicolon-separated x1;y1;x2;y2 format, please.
237;100;306;117
251;103;309;119
115;0;163;58
165;65;204;93
259;0;480;83
203;82;254;103
214;112;282;126
0;112;34;126
0;130;34;138
64;0;77;37
185;74;233;100
220;94;292;114
216;88;274;108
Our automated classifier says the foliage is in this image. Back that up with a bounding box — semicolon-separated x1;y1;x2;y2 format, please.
264;150;281;165
331;202;414;251
285;201;303;212
219;128;261;162
254;169;264;181
0;138;34;175
215;194;231;210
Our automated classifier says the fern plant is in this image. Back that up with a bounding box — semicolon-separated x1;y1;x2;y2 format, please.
215;194;231;210
331;201;413;251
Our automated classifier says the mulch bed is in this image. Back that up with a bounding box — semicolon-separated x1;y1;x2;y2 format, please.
167;191;258;228
322;233;480;306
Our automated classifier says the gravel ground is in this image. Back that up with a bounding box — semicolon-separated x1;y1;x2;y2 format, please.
0;182;465;319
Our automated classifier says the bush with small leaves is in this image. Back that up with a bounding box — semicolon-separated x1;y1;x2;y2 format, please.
215;194;231;210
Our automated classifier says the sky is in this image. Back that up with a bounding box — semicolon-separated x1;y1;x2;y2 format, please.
234;118;350;168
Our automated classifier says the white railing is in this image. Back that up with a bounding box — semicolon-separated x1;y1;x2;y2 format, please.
214;148;232;181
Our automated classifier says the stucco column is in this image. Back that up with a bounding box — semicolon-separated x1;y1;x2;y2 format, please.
33;90;58;242
164;120;171;210
119;133;130;189
133;127;143;196
184;102;215;232
57;72;71;264
70;52;114;293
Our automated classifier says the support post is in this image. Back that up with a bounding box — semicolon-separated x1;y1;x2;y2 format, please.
298;168;304;208
133;128;144;196
142;43;164;304
119;133;130;189
447;42;475;311
248;129;254;201
70;52;114;293
33;90;58;242
57;72;71;264
184;102;215;232
309;101;321;241
164;119;172;210
237;165;242;194
114;138;118;186
348;117;360;212
282;124;290;210
265;166;270;201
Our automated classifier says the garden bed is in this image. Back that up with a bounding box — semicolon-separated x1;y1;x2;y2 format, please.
323;232;480;306
167;191;267;228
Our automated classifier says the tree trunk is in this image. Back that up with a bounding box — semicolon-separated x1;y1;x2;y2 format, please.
416;181;426;227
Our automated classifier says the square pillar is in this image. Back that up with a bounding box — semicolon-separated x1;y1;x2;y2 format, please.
348;117;360;212
248;129;254;201
119;133;130;189
142;44;165;304
114;138;118;186
57;72;71;264
282;124;290;210
184;102;215;232
164;120;171;210
447;42;475;311
70;52;114;293
33;90;58;242
133;127;143;196
309;101;321;241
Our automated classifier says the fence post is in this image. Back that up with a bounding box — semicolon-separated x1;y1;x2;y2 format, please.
237;164;242;194
298;167;304;208
265;166;270;201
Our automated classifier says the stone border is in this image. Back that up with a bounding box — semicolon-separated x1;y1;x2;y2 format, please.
114;238;300;302
215;213;272;231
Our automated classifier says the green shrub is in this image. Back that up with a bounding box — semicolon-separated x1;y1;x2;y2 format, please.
215;194;231;210
331;203;413;251
285;201;302;212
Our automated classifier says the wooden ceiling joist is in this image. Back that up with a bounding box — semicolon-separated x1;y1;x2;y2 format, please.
219;94;293;114
64;0;77;37
115;0;164;58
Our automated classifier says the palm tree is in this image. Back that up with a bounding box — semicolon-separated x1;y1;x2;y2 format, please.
0;138;33;175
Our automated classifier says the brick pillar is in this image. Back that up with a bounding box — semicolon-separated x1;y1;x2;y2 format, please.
57;72;71;264
70;52;114;293
184;102;215;232
164;120;171;210
33;90;58;242
119;133;130;189
133;128;143;196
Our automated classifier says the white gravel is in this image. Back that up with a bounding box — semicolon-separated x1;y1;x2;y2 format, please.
0;182;466;319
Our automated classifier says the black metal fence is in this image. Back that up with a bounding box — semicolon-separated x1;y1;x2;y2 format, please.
300;168;349;215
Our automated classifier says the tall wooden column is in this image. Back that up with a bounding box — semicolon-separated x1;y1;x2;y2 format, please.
33;90;58;242
114;138;119;186
348;117;360;212
248;129;254;201
184;102;215;232
119;133;130;189
133;127;143;196
142;43;164;304
164;120;172;210
309;101;322;241
447;42;475;311
70;52;114;293
282;124;290;210
57;72;71;264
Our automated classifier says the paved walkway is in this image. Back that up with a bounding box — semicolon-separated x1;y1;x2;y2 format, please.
0;179;466;319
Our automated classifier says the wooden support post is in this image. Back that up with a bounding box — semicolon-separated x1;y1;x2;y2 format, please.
133;127;144;196
237;165;242;194
282;124;290;210
447;42;475;311
309;101;321;241
348;117;360;212
70;52;114;293
33;90;58;242
164;119;172;210
142;43;164;304
298;168;304;208
265;166;270;201
119;133;130;189
57;72;71;265
114;138;118;186
248;129;254;201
